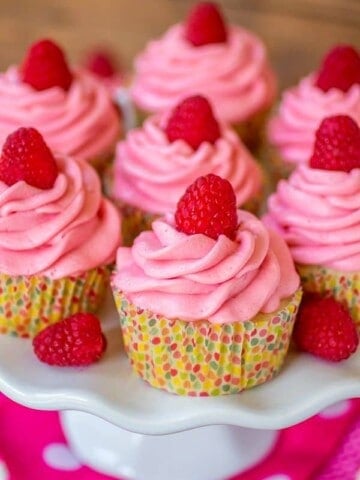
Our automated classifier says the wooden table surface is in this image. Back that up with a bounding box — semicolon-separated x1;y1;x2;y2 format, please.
0;0;358;89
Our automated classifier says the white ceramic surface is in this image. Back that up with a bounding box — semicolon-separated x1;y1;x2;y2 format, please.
0;291;359;435
61;411;278;480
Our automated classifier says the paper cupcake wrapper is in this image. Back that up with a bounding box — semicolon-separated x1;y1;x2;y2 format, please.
113;288;302;396
0;266;110;338
297;264;360;332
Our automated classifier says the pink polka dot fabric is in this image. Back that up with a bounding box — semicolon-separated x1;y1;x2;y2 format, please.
0;394;359;480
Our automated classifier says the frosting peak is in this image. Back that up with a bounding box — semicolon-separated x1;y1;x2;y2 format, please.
112;211;299;323
0;67;121;162
131;25;276;123
113;115;262;214
268;74;360;165
264;164;360;271
0;155;121;278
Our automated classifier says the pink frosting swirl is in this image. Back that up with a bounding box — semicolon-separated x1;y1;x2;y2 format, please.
264;164;360;271
0;156;121;278
112;211;299;323
0;67;121;162
268;74;360;165
113;115;263;214
131;25;276;123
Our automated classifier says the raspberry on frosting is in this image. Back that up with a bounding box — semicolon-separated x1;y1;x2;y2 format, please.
113;114;263;215
175;173;238;240
310;115;360;172
315;45;360;93
0;127;58;189
22;38;73;91
84;48;118;79
184;1;228;46
165;95;221;149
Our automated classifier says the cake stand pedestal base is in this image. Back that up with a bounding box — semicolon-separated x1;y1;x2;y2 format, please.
61;410;278;480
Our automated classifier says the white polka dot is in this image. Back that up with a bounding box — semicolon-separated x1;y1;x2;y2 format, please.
356;468;360;480
0;461;9;480
319;400;351;419
43;443;82;471
262;475;292;480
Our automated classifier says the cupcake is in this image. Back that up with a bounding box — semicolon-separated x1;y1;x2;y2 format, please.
112;174;302;396
83;47;124;99
0;39;121;170
264;114;360;332
110;95;265;246
131;1;276;151
0;127;121;338
267;45;360;179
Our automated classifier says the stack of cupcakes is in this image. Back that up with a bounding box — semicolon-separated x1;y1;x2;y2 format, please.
1;1;358;397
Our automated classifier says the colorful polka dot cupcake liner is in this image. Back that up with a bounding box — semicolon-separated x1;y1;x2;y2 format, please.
113;288;302;396
297;264;360;332
0;266;110;338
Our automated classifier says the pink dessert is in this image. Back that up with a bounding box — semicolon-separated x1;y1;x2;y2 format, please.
112;95;263;216
264;114;360;331
113;210;299;323
264;163;360;270
0;126;121;337
111;174;301;396
83;48;124;99
0;149;120;278
268;45;360;167
131;2;276;127
0;39;121;166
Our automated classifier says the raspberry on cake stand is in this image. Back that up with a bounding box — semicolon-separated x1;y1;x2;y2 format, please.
0;291;359;480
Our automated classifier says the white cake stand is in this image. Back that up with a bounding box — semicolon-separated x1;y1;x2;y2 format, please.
0;291;359;480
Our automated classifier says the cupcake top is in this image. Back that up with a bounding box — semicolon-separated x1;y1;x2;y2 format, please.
264;115;360;271
268;45;360;166
113;96;263;214
112;174;299;323
0;39;121;163
131;2;276;123
83;47;124;99
0;127;121;278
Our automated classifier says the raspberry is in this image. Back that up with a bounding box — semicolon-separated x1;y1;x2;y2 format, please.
175;173;238;240
22;39;73;91
165;95;221;150
0;127;58;189
85;49;117;78
184;1;227;46
33;313;106;367
310;115;360;172
294;295;359;362
315;45;360;93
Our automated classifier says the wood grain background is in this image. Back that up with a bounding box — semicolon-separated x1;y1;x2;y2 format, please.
0;0;358;89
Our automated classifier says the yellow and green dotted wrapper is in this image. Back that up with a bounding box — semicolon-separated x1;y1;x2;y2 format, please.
113;288;302;396
298;264;360;333
0;266;110;338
